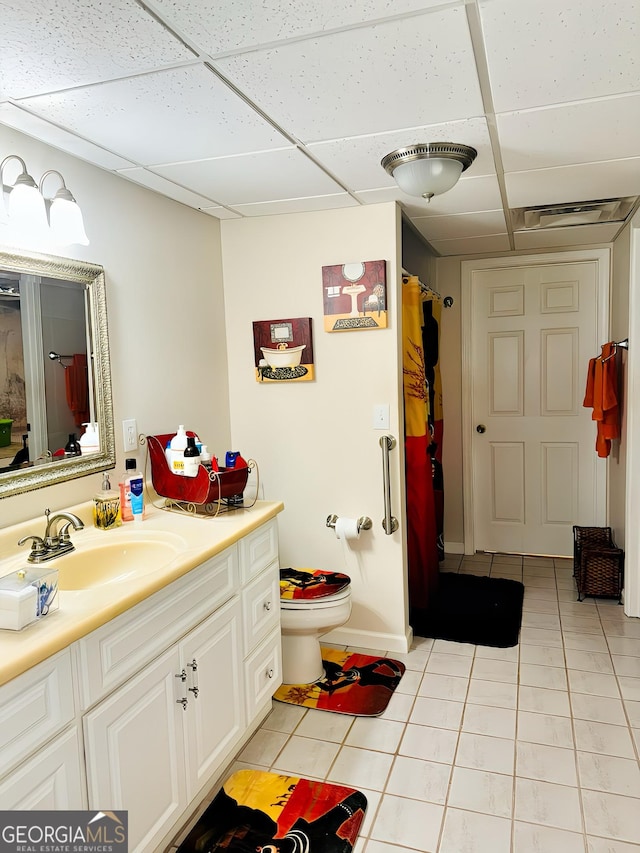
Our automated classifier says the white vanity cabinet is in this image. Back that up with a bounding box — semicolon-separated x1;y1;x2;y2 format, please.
84;598;244;852
0;648;85;809
81;518;281;853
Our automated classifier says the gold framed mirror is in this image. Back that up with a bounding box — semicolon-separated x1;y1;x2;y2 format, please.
0;246;115;498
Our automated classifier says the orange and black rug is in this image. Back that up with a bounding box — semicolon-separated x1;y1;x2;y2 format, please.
274;646;405;716
177;769;367;853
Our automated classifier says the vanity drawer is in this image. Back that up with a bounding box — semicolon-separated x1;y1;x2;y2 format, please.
239;520;279;583
244;628;282;723
77;545;238;709
242;560;280;655
0;648;75;779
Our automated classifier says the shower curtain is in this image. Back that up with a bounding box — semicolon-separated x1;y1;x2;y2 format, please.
423;296;445;561
402;276;440;624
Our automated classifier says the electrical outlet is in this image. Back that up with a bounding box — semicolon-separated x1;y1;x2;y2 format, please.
373;404;390;430
122;418;138;452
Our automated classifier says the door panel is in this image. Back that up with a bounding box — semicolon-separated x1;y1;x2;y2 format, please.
471;259;605;556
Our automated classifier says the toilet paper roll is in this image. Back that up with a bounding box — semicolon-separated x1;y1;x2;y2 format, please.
335;517;360;541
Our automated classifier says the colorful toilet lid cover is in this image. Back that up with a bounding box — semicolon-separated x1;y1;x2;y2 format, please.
279;568;351;600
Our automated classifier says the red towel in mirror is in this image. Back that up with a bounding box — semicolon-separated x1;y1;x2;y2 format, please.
65;354;89;428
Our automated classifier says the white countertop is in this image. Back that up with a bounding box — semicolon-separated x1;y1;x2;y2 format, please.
0;499;284;687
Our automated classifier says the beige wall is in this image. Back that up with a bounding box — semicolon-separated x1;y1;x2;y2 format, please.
221;204;411;651
0;126;230;527
609;224;631;549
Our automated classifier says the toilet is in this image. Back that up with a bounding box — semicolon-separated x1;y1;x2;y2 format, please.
279;567;352;684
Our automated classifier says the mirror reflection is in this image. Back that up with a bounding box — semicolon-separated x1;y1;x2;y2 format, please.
0;247;114;498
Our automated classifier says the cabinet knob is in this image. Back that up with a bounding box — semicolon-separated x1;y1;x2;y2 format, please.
175;669;187;682
176;697;188;710
266;668;274;679
263;600;272;611
188;686;200;698
187;658;198;672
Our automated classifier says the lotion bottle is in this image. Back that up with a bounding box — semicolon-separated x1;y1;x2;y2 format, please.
183;435;201;477
167;425;188;475
119;458;137;522
129;465;145;521
80;422;100;455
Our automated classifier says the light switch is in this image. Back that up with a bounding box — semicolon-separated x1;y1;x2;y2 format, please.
373;404;390;430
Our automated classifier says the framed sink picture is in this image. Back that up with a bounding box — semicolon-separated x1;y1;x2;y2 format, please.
253;317;315;382
322;260;387;331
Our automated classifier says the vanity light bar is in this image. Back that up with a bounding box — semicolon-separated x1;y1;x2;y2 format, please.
0;155;89;246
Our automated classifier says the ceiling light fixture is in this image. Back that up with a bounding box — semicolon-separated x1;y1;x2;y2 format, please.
0;155;89;246
381;143;477;201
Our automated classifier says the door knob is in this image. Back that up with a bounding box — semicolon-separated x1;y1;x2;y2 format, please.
476;424;486;434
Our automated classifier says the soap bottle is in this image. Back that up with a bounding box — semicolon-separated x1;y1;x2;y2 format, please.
183;435;201;477
167;425;188;476
93;473;121;530
119;458;137;522
65;433;81;457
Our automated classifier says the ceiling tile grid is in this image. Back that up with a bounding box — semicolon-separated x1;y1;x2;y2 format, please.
0;0;638;255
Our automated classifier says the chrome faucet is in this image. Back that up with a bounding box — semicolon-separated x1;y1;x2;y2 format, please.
18;508;84;563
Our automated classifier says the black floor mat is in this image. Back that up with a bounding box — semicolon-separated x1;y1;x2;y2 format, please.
413;572;525;648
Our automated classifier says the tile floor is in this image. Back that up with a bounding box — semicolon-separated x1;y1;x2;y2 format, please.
169;554;640;853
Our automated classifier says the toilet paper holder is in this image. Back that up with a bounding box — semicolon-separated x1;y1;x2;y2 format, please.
326;514;372;534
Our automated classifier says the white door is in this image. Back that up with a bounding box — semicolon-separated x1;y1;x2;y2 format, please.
181;598;244;802
464;253;609;556
84;645;187;853
0;727;85;809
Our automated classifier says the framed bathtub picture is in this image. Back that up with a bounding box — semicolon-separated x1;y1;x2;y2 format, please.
252;317;315;382
322;259;387;332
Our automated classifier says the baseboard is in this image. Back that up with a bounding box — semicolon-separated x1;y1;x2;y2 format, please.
444;540;465;554
323;624;412;654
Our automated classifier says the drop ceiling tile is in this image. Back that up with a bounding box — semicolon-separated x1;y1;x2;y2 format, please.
478;0;640;112
231;194;359;217
514;223;622;251
356;180;495;221
308;117;494;192
152;148;345;205
152;0;452;55
20;65;291;166
0;0;193;100
214;6;483;143
498;94;640;172
429;234;511;256
0;105;135;170
356;175;503;218
412;210;507;241
116;167;220;208
505;158;640;208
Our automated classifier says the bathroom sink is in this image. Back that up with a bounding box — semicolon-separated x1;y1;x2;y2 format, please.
56;533;186;590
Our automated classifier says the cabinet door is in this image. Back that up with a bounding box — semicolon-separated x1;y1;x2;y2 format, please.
181;597;244;802
0;727;85;809
84;646;187;853
0;648;75;779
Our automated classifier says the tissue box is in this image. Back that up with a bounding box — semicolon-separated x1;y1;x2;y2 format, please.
0;567;59;630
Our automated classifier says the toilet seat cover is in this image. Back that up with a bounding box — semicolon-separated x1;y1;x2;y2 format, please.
280;567;351;601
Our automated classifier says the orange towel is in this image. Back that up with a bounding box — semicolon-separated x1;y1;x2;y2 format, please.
583;342;619;458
